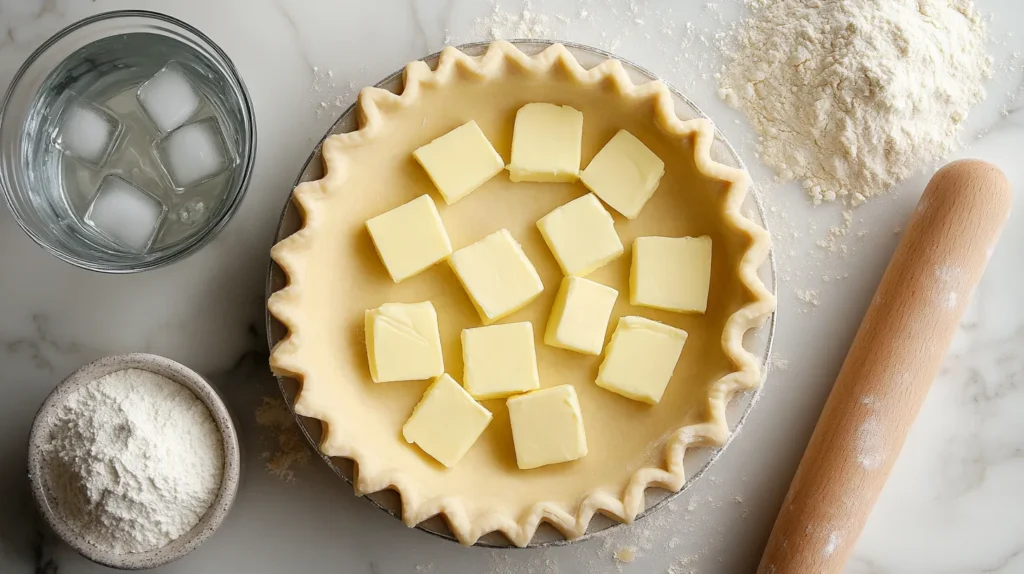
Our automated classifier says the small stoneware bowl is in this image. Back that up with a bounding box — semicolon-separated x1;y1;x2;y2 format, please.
27;353;241;570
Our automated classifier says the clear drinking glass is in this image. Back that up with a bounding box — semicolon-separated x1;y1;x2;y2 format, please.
0;10;256;273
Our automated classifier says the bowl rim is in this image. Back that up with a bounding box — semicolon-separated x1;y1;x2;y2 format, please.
0;9;257;274
26;352;241;570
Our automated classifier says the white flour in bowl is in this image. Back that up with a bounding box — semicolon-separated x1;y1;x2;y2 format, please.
717;0;992;204
41;368;223;554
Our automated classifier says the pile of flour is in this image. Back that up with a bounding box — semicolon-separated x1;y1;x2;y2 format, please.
717;0;992;204
42;368;223;554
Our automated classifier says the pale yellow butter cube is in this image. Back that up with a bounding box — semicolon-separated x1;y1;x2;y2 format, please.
537;193;624;277
507;384;588;469
449;229;544;324
402;373;492;468
462;322;540;399
580;130;665;219
365;195;452;282
631;235;713;313
365;301;444;383
544;276;618;355
596;316;688;404
507;103;584;183
413;120;504;204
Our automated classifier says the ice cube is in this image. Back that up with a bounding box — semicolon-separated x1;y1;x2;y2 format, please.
53;101;123;167
85;175;166;253
137;62;201;134
156;118;235;189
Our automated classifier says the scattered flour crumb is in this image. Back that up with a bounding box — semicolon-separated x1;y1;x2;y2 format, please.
795;289;820;307
769;356;790;371
309;65;363;120
614;546;637;563
489;549;557;574
255;397;311;482
816;210;855;255
474;0;552;40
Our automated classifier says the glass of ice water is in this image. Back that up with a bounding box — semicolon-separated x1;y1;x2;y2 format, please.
0;11;256;272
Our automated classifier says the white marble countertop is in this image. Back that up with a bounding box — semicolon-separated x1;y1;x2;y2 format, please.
1;1;1021;573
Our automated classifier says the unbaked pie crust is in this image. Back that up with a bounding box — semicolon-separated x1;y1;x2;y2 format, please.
268;41;775;547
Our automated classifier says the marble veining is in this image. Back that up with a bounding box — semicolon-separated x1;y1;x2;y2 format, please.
0;0;1022;572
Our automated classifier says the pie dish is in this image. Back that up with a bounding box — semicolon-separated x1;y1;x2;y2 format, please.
267;41;775;547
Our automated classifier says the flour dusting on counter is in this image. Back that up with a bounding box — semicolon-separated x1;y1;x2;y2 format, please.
474;0;552;39
718;0;992;205
256;396;311;481
613;545;636;563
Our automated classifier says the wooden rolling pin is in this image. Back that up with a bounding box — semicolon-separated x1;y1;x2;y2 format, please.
757;160;1013;574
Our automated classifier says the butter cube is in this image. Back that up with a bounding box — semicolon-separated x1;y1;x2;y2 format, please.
544;277;618;355
537;193;624;277
580;130;665;219
365;301;444;383
462;322;540;399
596;316;688;404
413;120;504;204
507;384;588;469
449;229;544;324
507;103;584;183
631;235;713;313
402;373;493;467
365;195;452;282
